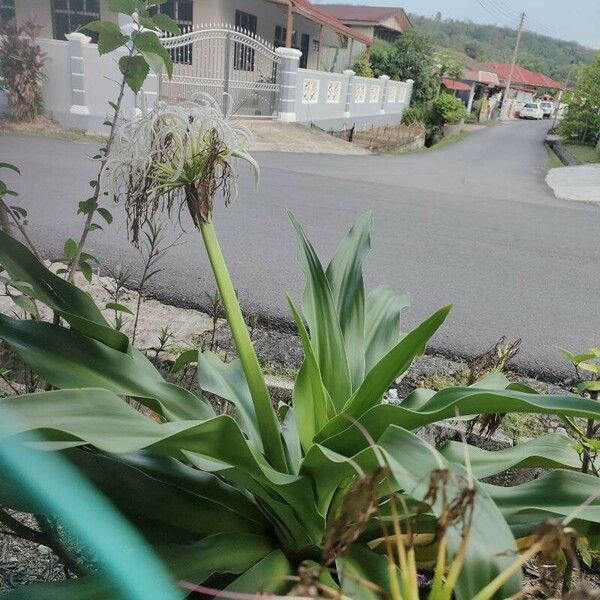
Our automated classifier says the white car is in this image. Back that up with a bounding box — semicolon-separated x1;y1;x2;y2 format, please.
519;102;543;120
540;101;554;118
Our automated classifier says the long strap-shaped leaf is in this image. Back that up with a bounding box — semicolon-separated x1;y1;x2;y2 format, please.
0;229;130;352
325;210;373;390
316;305;451;441
379;425;522;600
440;433;582;479
3;533;277;600
290;212;352;411
321;389;600;455
0;313;213;421
0;388;323;546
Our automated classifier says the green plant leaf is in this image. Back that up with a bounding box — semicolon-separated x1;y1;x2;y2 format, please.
172;348;198;373
223;550;292;595
0;230;128;351
84;21;128;54
322;388;600;456
11;295;37;316
578;380;600;393
325;211;373;390
107;0;136;14
0;388;323;548
364;285;410;373
63;238;77;260
119;54;150;93
2;533;277;599
105;302;134;315
287;294;329;451
197;351;262;451
380;425;522;600
336;544;399;600
152;12;180;35
63;449;269;540
0;162;20;174
289;212;351;411
440;433;582;479
0;315;213;421
132;31;173;77
79;260;93;283
97;207;113;224
483;470;600;526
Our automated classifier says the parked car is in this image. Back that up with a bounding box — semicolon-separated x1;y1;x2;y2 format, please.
519;102;543;120
540;101;554;118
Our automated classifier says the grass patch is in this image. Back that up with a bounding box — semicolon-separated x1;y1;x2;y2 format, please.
564;142;599;164
546;145;563;170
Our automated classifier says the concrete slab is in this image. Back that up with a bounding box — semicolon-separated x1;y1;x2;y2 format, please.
546;164;600;204
240;120;371;155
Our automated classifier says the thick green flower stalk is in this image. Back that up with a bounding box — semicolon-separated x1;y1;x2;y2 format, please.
106;96;287;472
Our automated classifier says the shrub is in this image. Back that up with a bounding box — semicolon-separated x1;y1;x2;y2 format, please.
0;18;45;121
430;93;467;126
353;52;374;78
559;54;600;145
402;103;431;125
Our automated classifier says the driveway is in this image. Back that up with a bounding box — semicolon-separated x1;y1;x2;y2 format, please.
0;120;598;379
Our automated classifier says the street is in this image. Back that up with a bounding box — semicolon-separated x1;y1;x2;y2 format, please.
1;120;598;378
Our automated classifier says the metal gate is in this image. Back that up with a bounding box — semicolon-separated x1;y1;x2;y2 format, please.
159;24;281;117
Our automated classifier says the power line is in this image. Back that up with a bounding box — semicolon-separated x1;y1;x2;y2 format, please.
473;0;516;28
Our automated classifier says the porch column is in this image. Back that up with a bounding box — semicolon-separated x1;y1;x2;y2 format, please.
343;69;355;121
65;32;92;117
466;82;476;113
275;47;302;122
379;74;389;114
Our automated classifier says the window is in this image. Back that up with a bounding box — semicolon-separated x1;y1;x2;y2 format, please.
51;0;100;42
234;10;257;71
0;0;15;25
274;25;286;48
150;0;193;64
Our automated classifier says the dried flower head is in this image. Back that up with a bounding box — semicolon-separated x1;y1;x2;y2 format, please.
105;94;259;244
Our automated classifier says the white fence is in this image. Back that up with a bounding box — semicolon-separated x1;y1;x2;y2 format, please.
0;32;157;132
2;29;412;132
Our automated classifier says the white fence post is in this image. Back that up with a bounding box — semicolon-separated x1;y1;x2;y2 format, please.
379;74;389;114
65;32;91;117
405;78;415;106
343;69;355;122
275;47;302;122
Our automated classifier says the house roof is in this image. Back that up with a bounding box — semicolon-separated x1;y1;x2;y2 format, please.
287;1;373;45
442;77;471;92
435;48;499;85
318;4;412;32
486;63;562;90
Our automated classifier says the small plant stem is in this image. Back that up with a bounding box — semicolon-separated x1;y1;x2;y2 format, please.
67;50;133;283
429;535;447;596
471;541;543;600
0;197;42;261
441;528;472;599
199;219;287;473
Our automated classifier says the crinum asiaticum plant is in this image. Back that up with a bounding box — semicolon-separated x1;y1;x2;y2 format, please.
1;99;600;599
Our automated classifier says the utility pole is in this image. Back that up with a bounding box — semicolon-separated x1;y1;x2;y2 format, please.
552;59;575;130
501;11;526;119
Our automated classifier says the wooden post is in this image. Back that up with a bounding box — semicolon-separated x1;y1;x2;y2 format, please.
316;25;323;69
286;1;294;48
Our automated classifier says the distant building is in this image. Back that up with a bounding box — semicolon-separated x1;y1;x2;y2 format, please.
318;4;412;43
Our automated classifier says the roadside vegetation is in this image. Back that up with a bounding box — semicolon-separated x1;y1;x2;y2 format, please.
1;2;600;599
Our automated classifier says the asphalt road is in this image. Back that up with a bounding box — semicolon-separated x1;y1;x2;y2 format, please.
1;120;599;379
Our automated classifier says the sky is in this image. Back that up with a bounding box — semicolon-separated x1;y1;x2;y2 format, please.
313;0;600;48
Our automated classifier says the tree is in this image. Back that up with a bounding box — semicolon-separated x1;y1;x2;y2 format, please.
559;53;600;145
464;41;482;60
370;31;440;104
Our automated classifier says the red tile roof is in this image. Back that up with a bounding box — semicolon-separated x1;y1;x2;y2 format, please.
442;77;471;92
290;0;373;45
318;4;412;31
486;63;562;90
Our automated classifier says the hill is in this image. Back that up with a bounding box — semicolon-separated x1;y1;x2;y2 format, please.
409;13;597;82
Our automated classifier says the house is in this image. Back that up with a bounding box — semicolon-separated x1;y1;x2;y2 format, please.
7;0;371;72
486;62;562;116
317;4;412;43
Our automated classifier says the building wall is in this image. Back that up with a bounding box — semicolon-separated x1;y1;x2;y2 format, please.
14;0;118;40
